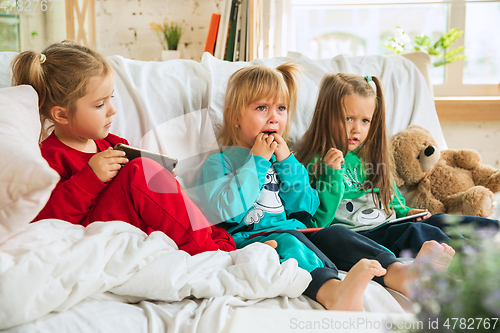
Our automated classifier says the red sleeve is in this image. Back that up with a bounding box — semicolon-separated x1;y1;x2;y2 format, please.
34;133;128;224
34;152;106;224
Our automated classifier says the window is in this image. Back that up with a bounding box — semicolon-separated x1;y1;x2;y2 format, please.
0;13;21;52
278;0;500;97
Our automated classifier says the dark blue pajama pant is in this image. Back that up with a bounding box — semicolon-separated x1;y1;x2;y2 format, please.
358;213;499;257
267;225;399;301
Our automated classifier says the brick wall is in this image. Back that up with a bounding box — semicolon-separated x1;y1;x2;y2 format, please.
95;0;223;61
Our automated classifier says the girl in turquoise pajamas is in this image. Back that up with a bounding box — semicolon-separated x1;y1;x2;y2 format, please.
196;64;452;311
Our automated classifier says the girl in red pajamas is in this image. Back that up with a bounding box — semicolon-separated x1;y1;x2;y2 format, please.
11;41;236;255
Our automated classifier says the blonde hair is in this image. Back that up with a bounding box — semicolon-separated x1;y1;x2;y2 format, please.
11;40;113;140
217;62;300;147
295;72;394;215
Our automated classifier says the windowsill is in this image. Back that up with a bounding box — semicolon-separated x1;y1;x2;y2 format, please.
435;97;500;121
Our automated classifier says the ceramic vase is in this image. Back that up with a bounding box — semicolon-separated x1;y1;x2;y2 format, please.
161;50;181;61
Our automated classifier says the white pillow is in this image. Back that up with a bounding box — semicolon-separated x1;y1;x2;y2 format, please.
0;52;16;89
0;85;59;243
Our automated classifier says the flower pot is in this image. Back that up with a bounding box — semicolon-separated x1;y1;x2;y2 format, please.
161;50;181;61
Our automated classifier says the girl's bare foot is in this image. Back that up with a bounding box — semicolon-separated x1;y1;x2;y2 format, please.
316;259;386;311
384;241;455;297
413;240;455;271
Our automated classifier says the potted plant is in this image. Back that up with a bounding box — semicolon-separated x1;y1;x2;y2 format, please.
383;26;466;67
149;19;183;61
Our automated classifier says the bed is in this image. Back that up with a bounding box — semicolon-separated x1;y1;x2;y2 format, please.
0;50;442;332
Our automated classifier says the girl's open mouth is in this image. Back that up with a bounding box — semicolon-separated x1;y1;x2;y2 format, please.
262;131;277;135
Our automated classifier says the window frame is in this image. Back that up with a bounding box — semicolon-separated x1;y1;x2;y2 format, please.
279;0;500;98
0;13;21;52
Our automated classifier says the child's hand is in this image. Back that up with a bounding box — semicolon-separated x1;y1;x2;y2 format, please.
324;148;344;169
271;133;290;162
251;133;277;160
407;209;431;221
88;147;129;183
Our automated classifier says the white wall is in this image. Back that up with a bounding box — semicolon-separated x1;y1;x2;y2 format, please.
18;9;46;52
90;0;498;170
441;121;500;168
95;0;223;61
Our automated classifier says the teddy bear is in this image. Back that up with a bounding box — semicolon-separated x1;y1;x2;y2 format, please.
390;125;500;218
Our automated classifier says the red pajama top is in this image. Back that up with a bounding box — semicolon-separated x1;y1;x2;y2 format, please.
34;132;127;223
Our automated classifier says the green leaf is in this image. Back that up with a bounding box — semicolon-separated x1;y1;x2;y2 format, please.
415;34;431;47
445;54;467;63
445;46;465;59
428;49;442;57
383;25;466;68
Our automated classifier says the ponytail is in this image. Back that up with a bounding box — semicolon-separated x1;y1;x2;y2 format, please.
276;61;300;140
11;51;47;109
359;75;393;215
10;41;112;141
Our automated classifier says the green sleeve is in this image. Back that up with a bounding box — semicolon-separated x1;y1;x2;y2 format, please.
307;162;345;228
391;182;412;218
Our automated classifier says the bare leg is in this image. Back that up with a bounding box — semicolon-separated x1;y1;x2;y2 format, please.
316;259;386;311
384;240;455;297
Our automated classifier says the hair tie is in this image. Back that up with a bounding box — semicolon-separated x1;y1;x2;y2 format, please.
364;75;372;83
39;53;46;64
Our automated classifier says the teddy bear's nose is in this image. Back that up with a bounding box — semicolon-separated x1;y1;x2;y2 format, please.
424;146;435;157
362;208;373;214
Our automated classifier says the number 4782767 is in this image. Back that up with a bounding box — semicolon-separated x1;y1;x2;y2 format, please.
443;318;498;330
1;0;56;11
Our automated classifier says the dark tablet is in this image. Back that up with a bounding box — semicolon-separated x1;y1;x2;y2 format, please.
114;143;178;173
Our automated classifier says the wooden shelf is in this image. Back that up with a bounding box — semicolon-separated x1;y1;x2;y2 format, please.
435;97;500;121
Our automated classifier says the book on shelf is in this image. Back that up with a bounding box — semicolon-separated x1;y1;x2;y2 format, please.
224;0;241;61
235;0;248;61
204;13;221;55
214;0;232;59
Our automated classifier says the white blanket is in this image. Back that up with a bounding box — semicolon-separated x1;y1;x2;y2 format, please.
0;219;412;333
0;220;311;330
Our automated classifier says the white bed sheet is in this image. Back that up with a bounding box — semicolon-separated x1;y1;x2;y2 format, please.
0;219;312;331
0;219;411;333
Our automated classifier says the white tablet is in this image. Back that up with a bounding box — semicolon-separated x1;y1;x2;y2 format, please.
387;212;428;224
